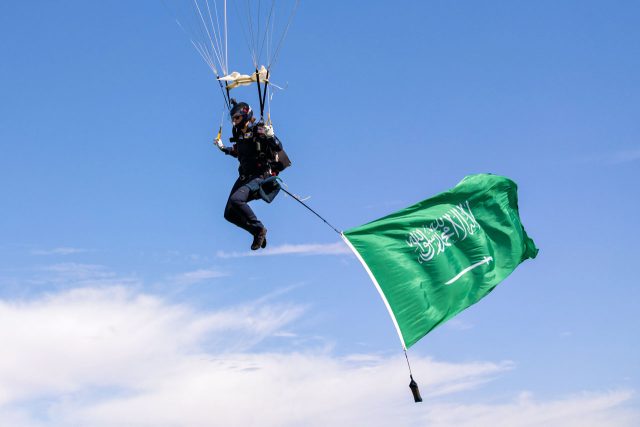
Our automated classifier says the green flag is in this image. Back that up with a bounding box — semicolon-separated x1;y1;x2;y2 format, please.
342;174;538;349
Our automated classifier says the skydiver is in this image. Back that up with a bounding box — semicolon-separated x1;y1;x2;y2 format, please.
214;99;283;250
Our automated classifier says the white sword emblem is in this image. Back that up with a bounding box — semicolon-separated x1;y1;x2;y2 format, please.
445;256;494;285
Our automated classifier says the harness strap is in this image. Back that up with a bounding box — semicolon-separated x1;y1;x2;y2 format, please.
217;78;231;111
255;68;270;119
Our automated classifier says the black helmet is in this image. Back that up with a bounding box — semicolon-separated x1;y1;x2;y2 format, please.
229;99;253;126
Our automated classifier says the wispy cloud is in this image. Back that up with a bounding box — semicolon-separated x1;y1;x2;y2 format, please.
170;268;229;285
31;247;88;256
609;148;640;164
578;147;640;166
423;390;637;427
41;263;116;281
444;318;475;331
0;286;636;427
31;263;139;288
216;242;352;258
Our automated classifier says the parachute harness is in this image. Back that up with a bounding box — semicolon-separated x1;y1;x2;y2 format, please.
255;68;270;121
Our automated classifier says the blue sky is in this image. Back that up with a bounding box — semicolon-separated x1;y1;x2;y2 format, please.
1;1;639;425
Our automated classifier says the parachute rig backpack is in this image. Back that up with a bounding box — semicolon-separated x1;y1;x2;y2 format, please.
255;122;291;203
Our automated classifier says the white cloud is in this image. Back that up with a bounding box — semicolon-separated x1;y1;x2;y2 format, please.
0;287;302;404
0;287;636;427
216;242;351;259
170;268;229;285
42;263;112;279
30;263;140;289
31;247;88;256
444;318;474;331
422;390;637;427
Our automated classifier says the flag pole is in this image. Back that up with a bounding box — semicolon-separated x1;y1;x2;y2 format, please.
279;186;342;235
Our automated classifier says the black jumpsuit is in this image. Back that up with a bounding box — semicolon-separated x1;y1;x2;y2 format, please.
222;123;282;236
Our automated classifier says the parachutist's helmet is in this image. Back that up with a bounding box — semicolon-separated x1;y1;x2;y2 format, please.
230;99;253;127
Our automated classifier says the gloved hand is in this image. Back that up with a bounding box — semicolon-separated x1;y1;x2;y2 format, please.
263;124;275;138
214;137;225;151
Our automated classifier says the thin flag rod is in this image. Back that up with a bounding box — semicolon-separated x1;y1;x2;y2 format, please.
279;186;342;235
404;349;413;377
278;181;406;348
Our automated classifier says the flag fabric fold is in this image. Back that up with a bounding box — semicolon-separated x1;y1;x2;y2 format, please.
342;174;538;349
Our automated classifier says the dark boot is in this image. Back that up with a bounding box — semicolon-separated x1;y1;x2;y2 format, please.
251;227;267;250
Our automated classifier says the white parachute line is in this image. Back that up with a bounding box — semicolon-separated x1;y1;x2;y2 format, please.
257;0;262;64
191;1;215;55
269;0;298;70
266;85;271;122
193;0;216;50
199;0;225;71
195;39;217;72
173;16;217;74
231;0;256;69
188;8;218;72
193;0;225;74
194;43;216;75
219;106;226;128
244;0;258;67
241;0;254;66
224;0;228;75
251;0;260;68
192;39;218;75
268;0;298;71
191;39;210;66
267;2;272;62
206;0;227;74
205;0;223;65
265;12;272;122
163;0;223;77
257;0;276;68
